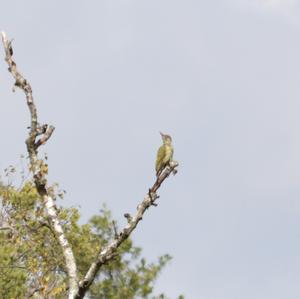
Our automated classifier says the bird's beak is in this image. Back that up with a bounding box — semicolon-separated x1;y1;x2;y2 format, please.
160;132;164;137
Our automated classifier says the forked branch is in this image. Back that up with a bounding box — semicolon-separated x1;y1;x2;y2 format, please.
1;31;179;299
1;31;78;298
75;161;178;299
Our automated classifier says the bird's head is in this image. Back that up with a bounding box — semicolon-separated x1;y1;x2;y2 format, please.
160;132;172;145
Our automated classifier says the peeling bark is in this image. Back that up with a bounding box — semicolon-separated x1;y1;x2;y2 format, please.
1;31;78;299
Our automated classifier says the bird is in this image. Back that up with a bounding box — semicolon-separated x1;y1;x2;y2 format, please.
155;132;174;177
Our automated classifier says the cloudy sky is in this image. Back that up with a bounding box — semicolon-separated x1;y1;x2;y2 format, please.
1;1;300;298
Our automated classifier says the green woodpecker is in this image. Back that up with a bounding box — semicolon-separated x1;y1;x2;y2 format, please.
155;132;174;177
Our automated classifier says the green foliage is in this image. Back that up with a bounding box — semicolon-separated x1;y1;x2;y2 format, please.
0;170;183;299
0;181;66;298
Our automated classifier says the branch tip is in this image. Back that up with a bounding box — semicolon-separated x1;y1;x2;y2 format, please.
112;220;118;238
124;213;132;223
1;31;6;41
1;32;78;298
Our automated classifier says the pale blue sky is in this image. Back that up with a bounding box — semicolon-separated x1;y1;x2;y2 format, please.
1;1;300;298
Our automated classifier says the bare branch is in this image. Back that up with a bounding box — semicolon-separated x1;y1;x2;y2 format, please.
2;31;179;299
75;161;179;299
1;31;78;298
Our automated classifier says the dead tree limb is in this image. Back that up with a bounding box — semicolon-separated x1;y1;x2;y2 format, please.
1;31;78;299
1;31;179;299
75;161;178;299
